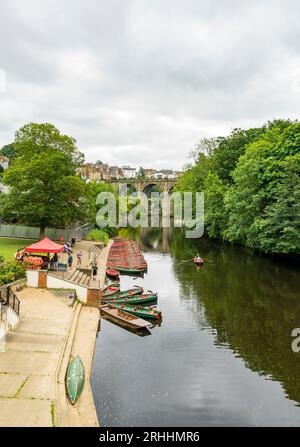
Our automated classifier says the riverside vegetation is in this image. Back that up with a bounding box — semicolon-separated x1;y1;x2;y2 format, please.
176;119;300;256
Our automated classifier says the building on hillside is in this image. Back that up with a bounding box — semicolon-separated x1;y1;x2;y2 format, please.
109;165;122;179
122;166;137;179
143;169;156;179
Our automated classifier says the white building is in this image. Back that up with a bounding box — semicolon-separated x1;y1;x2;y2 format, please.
122;166;137;179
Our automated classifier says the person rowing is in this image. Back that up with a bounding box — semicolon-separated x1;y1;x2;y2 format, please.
193;253;204;266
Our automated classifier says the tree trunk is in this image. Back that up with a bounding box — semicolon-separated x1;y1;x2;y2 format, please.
40;226;46;239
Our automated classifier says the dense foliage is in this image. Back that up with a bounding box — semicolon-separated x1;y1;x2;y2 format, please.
85;228;109;245
0;143;15;160
176;120;300;255
1;123;88;237
0;260;26;285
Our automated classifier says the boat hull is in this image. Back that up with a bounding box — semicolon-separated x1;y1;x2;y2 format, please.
66;355;85;405
100;305;151;332
103;294;158;305
113;304;162;320
103;286;143;300
114;267;146;275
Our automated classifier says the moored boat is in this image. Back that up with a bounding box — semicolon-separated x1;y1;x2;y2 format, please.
103;284;120;297
106;268;120;278
103;292;158;305
103;285;143;300
100;304;151;332
114;266;146;275
66;355;85;405
113;303;162;320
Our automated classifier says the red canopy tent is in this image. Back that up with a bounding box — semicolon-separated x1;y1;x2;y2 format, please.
25;237;64;253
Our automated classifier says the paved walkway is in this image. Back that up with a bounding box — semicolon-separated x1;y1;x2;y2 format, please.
56;240;113;289
0;288;74;427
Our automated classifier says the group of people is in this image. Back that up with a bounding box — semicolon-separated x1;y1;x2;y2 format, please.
65;245;98;280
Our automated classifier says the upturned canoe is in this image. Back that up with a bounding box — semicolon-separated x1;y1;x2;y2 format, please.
66;355;85;405
100;305;151;332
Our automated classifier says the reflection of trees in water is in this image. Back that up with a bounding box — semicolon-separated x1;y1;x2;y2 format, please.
119;226;174;253
171;232;300;405
118;226;300;403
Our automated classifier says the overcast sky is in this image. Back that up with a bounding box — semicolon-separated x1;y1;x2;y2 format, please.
0;0;300;169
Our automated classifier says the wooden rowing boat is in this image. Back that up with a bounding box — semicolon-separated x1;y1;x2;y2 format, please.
103;284;121;297
106;268;120;278
103;292;158;305
66;355;85;405
114;266;146;275
100;305;151;332
113;303;162;320
193;257;204;266
103;286;143;300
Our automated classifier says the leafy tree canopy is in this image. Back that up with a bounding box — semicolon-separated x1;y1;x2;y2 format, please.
1;123;87;237
0;143;15;160
177;119;300;255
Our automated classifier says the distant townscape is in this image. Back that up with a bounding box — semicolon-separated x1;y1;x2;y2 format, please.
80;161;182;181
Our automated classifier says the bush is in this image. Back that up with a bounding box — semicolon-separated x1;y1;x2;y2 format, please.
0;261;26;286
86;229;109;245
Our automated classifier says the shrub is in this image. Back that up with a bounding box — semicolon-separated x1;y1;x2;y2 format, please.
86;229;109;245
0;261;26;286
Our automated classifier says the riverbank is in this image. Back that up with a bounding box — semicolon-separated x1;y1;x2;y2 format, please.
0;288;100;426
0;237;116;427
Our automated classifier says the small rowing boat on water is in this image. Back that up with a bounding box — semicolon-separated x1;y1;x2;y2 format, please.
193;256;204;266
100;305;151;332
103;285;143;300
106;268;120;278
103;292;158;305
66;355;85;405
112;303;162;320
103;284;120;297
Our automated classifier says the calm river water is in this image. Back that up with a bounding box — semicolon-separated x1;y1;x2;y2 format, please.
91;228;300;427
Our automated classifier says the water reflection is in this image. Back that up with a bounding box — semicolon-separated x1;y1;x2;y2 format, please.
92;227;300;426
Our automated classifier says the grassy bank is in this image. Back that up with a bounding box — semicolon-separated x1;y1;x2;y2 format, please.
0;238;35;260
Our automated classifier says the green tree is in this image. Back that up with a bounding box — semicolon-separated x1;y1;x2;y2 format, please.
204;173;228;239
0;143;15;160
2;123;87;238
225;123;300;254
138;166;145;179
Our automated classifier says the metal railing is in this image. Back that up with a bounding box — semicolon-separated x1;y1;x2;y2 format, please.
0;287;20;318
0;302;6;324
6;289;20;317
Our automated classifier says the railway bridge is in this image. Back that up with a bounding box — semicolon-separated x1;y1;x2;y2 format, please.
105;178;177;194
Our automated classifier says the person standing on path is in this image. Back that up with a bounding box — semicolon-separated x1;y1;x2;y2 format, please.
92;263;98;280
68;253;73;269
76;250;83;267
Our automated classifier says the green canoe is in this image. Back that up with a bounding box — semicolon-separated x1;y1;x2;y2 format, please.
113;303;162;320
66;355;85;405
103;286;143;300
103;293;158;305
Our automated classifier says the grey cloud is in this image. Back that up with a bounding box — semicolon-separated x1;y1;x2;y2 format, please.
0;0;300;169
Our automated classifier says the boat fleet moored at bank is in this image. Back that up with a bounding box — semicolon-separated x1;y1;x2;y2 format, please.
100;238;162;334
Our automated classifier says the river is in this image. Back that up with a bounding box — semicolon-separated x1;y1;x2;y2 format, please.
91;228;300;427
